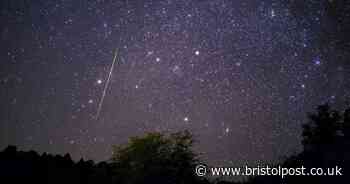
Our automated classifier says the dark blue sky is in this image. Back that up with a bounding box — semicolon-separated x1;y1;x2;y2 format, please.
1;0;349;167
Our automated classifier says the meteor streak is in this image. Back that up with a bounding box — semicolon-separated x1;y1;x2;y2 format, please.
95;48;118;120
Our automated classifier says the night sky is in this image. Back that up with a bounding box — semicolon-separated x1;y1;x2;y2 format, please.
1;0;349;167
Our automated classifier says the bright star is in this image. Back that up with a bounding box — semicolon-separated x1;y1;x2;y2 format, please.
271;9;276;17
195;50;200;55
97;79;102;84
312;57;321;65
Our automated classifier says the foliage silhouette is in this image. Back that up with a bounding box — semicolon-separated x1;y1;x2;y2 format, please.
0;145;112;184
110;130;208;184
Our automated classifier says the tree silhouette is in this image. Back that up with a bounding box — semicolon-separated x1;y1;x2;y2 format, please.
342;106;350;139
110;130;206;184
0;145;114;184
302;103;341;151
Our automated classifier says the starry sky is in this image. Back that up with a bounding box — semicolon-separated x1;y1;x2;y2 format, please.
1;0;349;166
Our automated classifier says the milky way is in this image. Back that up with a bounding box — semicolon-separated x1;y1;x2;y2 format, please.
1;0;349;166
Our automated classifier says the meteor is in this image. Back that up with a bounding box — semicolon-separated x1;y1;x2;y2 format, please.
95;48;119;120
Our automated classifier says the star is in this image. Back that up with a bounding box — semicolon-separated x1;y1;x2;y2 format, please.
195;50;200;56
184;117;189;122
97;79;102;84
314;59;321;65
270;9;276;17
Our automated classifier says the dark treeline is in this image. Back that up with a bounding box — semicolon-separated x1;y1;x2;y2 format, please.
1;103;350;184
0;146;114;184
